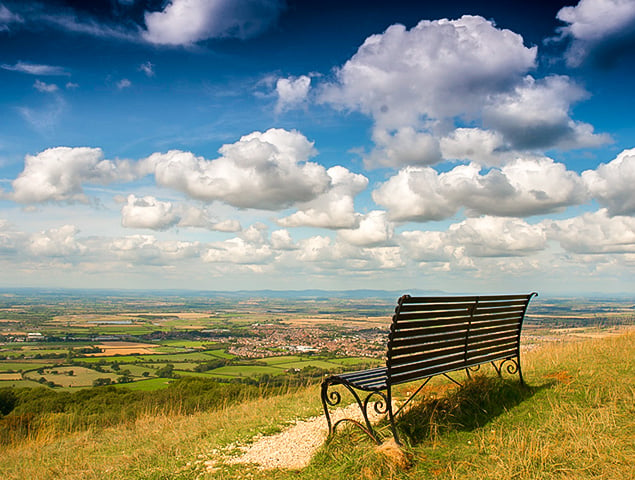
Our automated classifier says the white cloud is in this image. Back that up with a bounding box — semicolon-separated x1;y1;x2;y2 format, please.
449;216;547;257
399;217;546;264
11;147;145;204
0;219;25;254
372;166;457;222
548;209;635;253
117;78;131;89
440;128;511;166
120;195;243;232
320;15;536;129
337;211;393;247
270;229;296;250
177;205;242;232
557;0;635;66
275;75;311;113
34;80;59;93
277;165;368;229
484;75;610;150
121;195;178;230
364;127;442;169
108;235;201;265
582;148;635;215
26;225;87;257
373;157;588;221
399;230;457;263
147;128;330;210
139;61;155;77
143;0;285;46
0;4;23;31
1;61;68;76
202;237;273;264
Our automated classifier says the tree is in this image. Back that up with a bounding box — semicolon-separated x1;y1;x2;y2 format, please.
155;364;176;378
93;377;113;387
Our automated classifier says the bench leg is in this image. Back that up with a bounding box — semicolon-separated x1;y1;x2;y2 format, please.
321;377;386;445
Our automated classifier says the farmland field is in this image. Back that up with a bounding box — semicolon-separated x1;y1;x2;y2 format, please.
1;290;633;392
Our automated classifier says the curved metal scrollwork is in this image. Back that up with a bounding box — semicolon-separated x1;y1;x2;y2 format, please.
490;356;525;385
321;379;387;444
500;358;519;375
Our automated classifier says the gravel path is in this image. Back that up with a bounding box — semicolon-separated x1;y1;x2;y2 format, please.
219;403;383;471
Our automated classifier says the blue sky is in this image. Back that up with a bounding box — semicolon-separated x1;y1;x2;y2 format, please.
1;0;635;294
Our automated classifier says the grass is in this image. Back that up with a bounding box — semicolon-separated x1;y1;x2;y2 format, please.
1;332;633;479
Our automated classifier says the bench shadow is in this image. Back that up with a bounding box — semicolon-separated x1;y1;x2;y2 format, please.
391;375;553;446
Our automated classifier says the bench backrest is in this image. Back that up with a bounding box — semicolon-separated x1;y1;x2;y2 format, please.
386;293;536;386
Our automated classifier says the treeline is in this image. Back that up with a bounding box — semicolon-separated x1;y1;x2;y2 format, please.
0;377;302;445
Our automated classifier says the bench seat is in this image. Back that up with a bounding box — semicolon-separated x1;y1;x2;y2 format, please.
321;293;537;445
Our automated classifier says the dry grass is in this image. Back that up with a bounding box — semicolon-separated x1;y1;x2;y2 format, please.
1;332;633;480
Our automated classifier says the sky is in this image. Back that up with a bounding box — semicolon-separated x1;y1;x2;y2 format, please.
1;0;635;295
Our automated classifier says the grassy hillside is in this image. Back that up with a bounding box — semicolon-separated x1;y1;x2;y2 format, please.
1;331;633;480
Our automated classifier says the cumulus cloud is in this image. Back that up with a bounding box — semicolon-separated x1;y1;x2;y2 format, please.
548;209;635;253
109;235;201;264
484;75;610;150
277;165;368;229
320;15;536;129
11;147;146;204
440;128;511;166
556;0;635;66
373;157;588;221
9;129;347;212
120;194;242;232
143;0;285;46
121;195;179;230
270;229;296;250
449;217;547;257
275;75;311;113
399;217;546;263
202;237;274;264
27;225;87;257
147;128;330;210
337;211;393;247
364;127;442;169
582;148;635;215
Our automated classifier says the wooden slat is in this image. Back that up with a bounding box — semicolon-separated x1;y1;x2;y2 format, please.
390;329;467;349
469;317;522;330
474;299;528;309
389;337;466;358
471;311;523;323
390;323;470;340
467;330;518;346
398;302;474;313
389;345;466;367
395;310;471;322
401;295;478;304
465;349;517;367
389;351;466;377
466;341;517;360
390;358;467;385
392;315;470;330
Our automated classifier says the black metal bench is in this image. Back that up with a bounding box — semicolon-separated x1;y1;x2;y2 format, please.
321;293;537;445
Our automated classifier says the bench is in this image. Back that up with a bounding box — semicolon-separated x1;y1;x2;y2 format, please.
321;293;537;445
